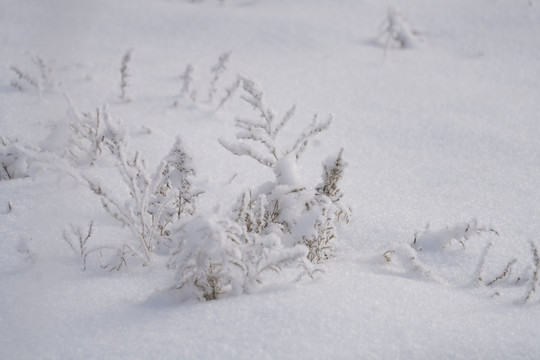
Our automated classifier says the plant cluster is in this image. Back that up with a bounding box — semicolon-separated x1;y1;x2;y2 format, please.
75;78;350;300
84;122;201;268
383;220;540;304
174;51;241;110
4;52;352;302
218;78;350;262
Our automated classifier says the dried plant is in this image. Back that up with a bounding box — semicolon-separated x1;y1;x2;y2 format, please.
148;137;203;239
378;6;424;53
382;243;438;281
10;66;38;91
174;52;239;109
412;219;499;252
174;64;195;106
315;148;351;224
486;258;518;287
86;122;200;264
218;77;332;168
169;202;311;301
524;241;540;303
303;149;351;262
0;136;40;180
384;220;501;286
472;242;493;287
219;78;351;265
10;56;56;99
65;105;111;167
63;221;95;271
232;191;311;291
207;51;231;103
168;214;237;301
216;75;241;110
119;49;133;103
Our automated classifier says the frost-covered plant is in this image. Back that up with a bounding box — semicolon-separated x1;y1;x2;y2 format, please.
148;137;202;239
218;77;333;169
388;222;540;304
378;6;424;51
219;78;351;262
232;191;311;291
10;56;56;99
173;64;195;106
63;221;95;271
524;241;540;303
168;214;237;301
87;151;152;263
303;149;352;262
64;105;114;167
216;75;241;110
0;136;40;180
173;52;240;109
168;202;311;301
86;120;200;264
382;243;437;281
1;132;81;182
472;241;493;287
62;220;142;272
475;240;540;304
207;50;231;103
119;49;133;103
485;258;518;287
412;219;498;252
384;219;499;282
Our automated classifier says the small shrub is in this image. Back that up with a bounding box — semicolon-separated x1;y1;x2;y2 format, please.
86;121;201;264
219;78;349;262
304;149;352;262
168;214;237;301
232;191;311;292
148;137;203;240
168;203;311;301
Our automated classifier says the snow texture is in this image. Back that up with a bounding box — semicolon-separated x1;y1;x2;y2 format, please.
2;0;540;359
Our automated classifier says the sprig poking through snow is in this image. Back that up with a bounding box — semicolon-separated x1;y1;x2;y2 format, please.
378;6;425;52
219;77;333;168
119;49;133;103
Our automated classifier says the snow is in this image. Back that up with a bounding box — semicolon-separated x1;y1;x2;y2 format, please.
2;0;540;358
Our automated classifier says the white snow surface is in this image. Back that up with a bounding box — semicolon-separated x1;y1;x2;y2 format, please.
2;0;540;358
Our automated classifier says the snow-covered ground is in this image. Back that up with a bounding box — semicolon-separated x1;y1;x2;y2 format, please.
2;0;540;358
